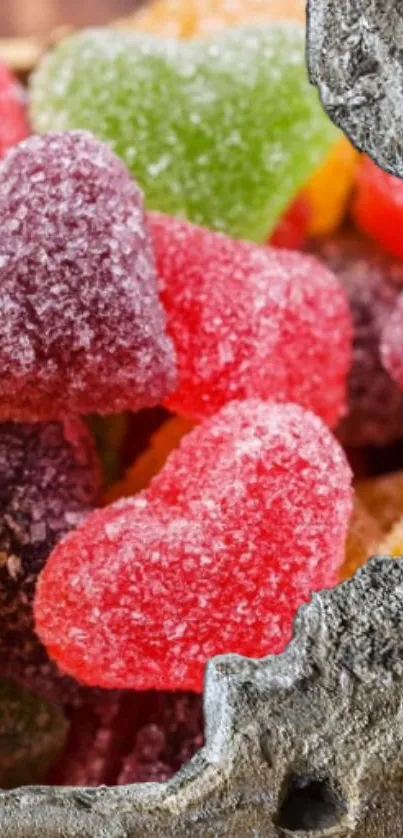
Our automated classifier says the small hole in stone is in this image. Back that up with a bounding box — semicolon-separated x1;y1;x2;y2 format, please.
275;774;346;833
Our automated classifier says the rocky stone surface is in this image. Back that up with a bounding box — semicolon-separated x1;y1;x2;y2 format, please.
2;557;403;836
307;0;403;177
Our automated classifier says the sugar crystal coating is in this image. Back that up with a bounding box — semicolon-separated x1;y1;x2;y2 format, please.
0;62;29;159
309;230;403;446
30;25;338;242
123;0;356;242
35;400;353;692
149;212;352;426
0;678;68;789
352;156;403;261
0;131;175;421
0;419;101;703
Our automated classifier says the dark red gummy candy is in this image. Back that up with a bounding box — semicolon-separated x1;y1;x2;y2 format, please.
0;132;175;421
49;691;203;786
35;400;352;692
309;230;403;447
148;212;352;427
0;62;29;159
0;419;101;703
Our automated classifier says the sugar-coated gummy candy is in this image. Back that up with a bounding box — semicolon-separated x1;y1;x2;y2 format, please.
120;0;306;38
352;156;403;261
122;0;356;242
35;400;352;692
381;294;403;393
0;131;175;421
355;471;403;535
30;25;338;242
0;678;68;789
149;212;352;426
309;231;403;446
339;496;382;581
0;419;100;703
104;415;194;504
0;62;29;159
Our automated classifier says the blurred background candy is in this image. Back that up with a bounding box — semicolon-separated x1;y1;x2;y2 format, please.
309;230;403;447
352;156;403;261
0;420;100;703
0;678;68;788
0;61;29;157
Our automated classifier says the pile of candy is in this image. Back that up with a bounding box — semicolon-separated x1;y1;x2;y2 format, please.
1;0;403;790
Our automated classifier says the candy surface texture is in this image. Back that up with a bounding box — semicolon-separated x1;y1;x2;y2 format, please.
35;400;352;692
150;213;352;426
124;0;355;241
0;131;175;421
0;419;100;702
31;26;338;242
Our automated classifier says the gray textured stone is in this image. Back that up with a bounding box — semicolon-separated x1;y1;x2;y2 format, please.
307;0;403;177
2;557;403;836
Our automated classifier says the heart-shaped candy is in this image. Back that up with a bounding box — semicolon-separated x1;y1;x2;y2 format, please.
30;25;338;242
149;212;352;426
0;131;175;421
35;400;352;692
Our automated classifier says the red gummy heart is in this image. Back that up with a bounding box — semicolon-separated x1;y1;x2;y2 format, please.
35;400;352;692
0;132;175;421
148;212;352;426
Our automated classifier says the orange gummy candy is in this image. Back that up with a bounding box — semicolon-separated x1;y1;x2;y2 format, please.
378;517;403;557
103;415;194;504
119;0;306;38
303;138;359;237
339;496;382;581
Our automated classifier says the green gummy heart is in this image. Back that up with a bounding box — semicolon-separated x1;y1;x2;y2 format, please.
30;25;339;242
